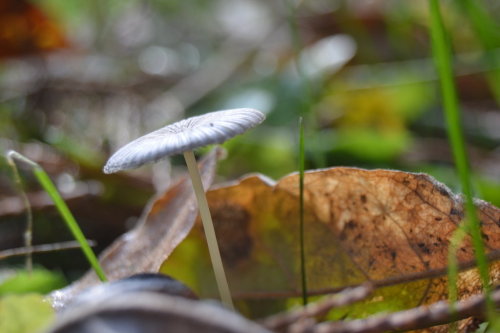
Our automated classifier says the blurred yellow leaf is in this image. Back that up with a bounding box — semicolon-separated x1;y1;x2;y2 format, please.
0;294;54;333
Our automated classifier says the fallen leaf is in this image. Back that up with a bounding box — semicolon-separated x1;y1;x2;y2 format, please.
160;167;500;330
49;148;222;310
0;0;68;58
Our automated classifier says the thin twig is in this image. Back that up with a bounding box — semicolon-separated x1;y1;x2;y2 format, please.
305;288;500;333
260;283;374;332
0;240;97;260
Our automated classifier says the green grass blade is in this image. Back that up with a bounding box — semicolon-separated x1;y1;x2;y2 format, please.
427;0;492;319
6;151;107;282
33;167;107;282
299;117;308;306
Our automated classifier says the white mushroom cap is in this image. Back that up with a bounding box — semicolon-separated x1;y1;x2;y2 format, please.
103;108;265;174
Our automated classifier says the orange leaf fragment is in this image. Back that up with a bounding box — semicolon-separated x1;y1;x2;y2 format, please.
0;0;68;58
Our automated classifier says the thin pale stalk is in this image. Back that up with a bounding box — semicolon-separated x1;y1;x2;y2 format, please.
428;0;493;319
183;150;234;310
6;150;107;282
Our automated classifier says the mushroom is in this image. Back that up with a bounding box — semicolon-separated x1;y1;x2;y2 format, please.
103;108;265;310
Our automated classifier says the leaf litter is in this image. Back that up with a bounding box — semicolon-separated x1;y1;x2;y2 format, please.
161;167;500;330
48;159;500;332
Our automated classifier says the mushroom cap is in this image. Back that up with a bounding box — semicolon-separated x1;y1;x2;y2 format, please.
103;108;265;174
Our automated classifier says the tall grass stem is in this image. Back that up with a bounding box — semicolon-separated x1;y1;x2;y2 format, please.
299;117;308;306
427;0;493;319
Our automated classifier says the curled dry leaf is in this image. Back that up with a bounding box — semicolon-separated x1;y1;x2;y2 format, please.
49;148;222;310
161;167;500;329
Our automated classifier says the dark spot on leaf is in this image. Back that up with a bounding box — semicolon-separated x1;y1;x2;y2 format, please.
360;195;367;203
435;217;442;221
346;220;357;230
213;203;252;268
368;257;375;268
417;242;431;254
390;250;397;260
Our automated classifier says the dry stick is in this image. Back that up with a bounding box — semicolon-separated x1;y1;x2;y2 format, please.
183;150;234;310
260;283;374;332
0;240;96;260
0;184;99;217
308;288;500;333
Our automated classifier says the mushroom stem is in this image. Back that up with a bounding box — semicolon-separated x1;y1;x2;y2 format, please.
183;150;234;310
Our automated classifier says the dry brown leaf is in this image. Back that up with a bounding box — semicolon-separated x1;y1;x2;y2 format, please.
161;167;500;330
49;148;222;310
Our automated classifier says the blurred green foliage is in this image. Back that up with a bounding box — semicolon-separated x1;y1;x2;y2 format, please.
0;0;499;307
0;269;65;295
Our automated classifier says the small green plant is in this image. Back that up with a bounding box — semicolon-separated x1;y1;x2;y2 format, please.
298;117;308;306
6;150;107;282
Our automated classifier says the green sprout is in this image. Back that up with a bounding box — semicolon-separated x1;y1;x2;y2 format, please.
6;150;107;282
